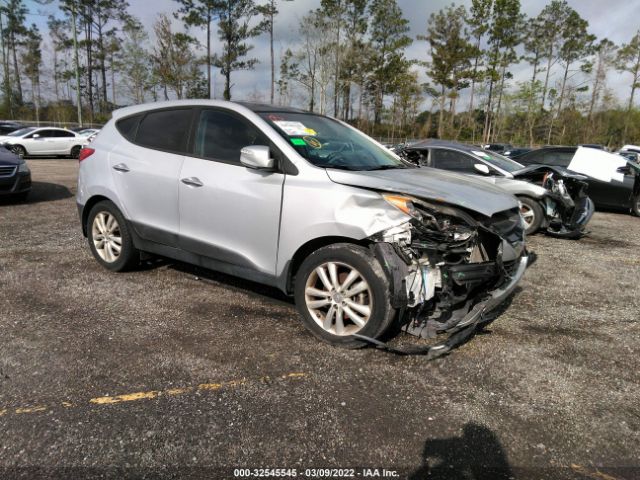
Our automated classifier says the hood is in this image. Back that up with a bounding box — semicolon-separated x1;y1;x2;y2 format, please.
474;175;548;197
326;166;519;217
0;146;22;165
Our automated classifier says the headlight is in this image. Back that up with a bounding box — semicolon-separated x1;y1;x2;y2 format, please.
382;194;423;221
18;162;29;173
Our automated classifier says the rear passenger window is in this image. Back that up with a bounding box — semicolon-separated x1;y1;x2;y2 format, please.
55;130;75;138
193;109;269;163
431;149;476;173
116;115;142;142
135;109;193;154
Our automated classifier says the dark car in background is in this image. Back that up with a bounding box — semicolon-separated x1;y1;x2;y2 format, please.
0;121;25;136
514;147;639;215
0;146;31;201
503;147;532;158
482;143;512;154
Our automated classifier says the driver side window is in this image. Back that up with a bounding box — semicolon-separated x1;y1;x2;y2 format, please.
431;149;477;173
194;109;269;164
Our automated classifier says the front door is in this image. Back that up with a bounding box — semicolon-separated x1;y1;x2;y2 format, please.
178;108;285;277
27;129;57;155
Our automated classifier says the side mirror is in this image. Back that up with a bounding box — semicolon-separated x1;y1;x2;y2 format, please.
617;165;631;175
474;163;491;175
240;145;274;170
32;134;40;139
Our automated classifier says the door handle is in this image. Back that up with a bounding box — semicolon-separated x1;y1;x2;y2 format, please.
113;163;130;172
181;177;203;187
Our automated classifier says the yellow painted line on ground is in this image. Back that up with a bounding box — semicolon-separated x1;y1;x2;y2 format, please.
571;463;621;480
15;406;47;414
90;390;160;405
0;372;307;417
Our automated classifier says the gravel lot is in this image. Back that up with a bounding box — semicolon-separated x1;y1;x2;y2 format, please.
0;159;639;479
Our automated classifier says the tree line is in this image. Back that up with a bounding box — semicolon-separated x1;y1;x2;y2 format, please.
1;0;640;147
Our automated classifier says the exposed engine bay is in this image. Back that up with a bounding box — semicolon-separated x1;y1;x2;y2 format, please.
363;196;530;356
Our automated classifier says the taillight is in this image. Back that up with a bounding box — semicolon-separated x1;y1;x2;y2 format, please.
78;147;95;162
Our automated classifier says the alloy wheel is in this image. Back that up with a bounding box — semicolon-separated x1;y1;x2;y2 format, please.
304;261;372;336
91;212;122;263
520;204;535;229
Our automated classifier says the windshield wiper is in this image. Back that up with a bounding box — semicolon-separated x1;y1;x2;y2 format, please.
322;165;364;171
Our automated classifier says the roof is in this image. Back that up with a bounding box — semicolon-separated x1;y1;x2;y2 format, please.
112;99;309;120
237;102;308;113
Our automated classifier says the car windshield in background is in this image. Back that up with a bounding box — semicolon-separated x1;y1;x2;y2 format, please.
259;112;410;171
7;127;36;137
472;149;525;173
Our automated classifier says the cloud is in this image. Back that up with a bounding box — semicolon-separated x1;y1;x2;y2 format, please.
24;0;640;108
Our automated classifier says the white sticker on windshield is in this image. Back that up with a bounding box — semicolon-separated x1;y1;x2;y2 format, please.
273;121;317;136
472;150;492;160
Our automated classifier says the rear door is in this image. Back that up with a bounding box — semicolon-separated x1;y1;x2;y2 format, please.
51;130;77;154
178;108;285;277
109;108;194;246
431;148;482;174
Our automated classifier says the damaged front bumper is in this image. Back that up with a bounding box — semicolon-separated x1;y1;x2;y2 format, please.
362;200;532;357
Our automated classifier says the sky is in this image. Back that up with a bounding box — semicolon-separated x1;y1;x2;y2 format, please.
22;0;640;107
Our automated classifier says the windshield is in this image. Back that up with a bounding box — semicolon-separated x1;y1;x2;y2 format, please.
259;112;410;171
471;149;524;173
7;127;36;137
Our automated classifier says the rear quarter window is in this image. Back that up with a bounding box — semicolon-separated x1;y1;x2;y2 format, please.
135;109;193;154
116;114;142;142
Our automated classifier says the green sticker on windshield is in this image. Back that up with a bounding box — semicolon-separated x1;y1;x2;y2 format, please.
291;138;306;146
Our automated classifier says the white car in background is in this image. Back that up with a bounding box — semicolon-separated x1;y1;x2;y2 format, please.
0;127;88;159
77;128;101;137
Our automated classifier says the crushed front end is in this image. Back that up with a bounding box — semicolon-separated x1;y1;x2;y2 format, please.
514;166;594;239
367;196;530;356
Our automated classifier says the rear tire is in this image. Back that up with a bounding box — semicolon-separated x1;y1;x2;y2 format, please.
518;196;543;235
70;145;82;159
86;200;139;272
294;243;396;348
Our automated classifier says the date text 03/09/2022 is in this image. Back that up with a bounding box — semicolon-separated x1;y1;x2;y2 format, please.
233;468;400;478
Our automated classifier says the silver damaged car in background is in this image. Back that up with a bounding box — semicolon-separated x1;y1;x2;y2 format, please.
77;100;531;355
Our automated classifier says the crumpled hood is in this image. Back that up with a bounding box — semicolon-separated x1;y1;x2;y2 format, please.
0;146;22;166
512;164;588;180
326;166;519;217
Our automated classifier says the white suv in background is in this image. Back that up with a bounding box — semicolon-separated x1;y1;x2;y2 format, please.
0;127;88;158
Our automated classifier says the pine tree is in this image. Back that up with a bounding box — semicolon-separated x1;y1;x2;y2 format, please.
213;0;268;100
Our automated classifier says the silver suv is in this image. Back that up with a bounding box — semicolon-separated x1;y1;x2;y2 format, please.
77;100;529;350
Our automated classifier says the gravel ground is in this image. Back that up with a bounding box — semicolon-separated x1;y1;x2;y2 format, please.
0;159;638;480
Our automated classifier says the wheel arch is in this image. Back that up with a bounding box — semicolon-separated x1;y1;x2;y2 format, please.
281;236;369;295
81;195;118;237
10;144;26;155
516;194;548;230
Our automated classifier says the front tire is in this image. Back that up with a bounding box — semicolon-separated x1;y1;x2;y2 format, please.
86;200;139;272
11;145;26;158
518;196;543;235
294;243;396;348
